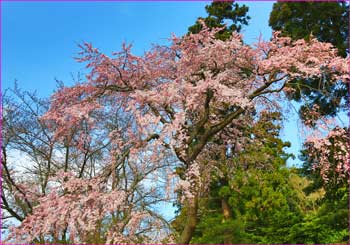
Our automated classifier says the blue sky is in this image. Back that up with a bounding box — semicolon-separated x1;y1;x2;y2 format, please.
3;1;305;164
3;1;274;94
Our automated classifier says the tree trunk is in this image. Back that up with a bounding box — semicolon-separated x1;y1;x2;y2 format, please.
222;197;233;244
178;196;198;244
222;198;232;220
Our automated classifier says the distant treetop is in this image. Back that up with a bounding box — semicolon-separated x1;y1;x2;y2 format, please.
188;1;250;41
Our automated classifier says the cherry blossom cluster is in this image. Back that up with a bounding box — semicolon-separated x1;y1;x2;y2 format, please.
176;161;201;202
7;171;147;244
305;126;349;182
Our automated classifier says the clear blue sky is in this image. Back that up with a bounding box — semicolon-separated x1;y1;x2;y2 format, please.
3;1;305;166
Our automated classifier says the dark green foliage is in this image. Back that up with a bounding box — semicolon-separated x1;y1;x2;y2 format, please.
191;164;349;244
192;214;248;244
191;160;305;244
188;1;250;40
269;1;349;57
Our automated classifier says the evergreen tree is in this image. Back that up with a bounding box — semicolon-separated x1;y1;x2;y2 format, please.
188;0;250;40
